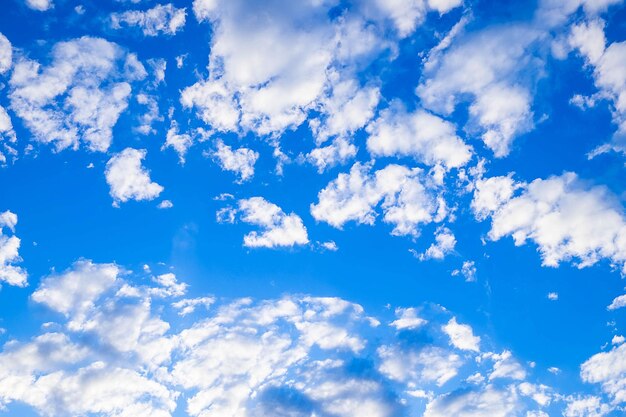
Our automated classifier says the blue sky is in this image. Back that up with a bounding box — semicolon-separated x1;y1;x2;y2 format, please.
0;0;626;416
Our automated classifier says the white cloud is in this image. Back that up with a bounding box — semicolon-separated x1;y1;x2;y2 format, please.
0;33;12;74
363;0;463;38
31;260;119;329
612;335;625;345
485;350;527;381
451;260;477;282
471;174;520;220
418;227;456;260
111;3;187;36
477;172;626;273
563;395;612;417
105;148;164;204
220;197;309;248
25;0;53;11
0;210;27;287
158;200;173;209
608;294;626;310
0;260;581;417
183;0;458;155
163;121;193;163
135;93;162;135
212;140;259;182
306;137;357;173
310;79;380;144
417;24;540;156
366;104;472;169
390;307;427;330
548;292;559;301
442;317;480;352
424;385;522;417
9;37;145;152
320;240;339;251
311;162;447;237
378;344;463;386
172;297;215;316
568;19;626;158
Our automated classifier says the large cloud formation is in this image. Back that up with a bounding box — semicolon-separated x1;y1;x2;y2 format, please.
0;259;608;417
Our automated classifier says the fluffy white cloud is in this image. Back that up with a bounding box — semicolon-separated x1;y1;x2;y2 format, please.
563;395;613;417
9;37;145;152
442;317;480;352
471;175;520;220
379;344;463;386
212;139;259;182
363;0;463;38
581;342;626;403
451;260;477;282
183;0;458;152
111;3;187;36
311;162;447;237
0;33;11;74
219;197;309;248
475;172;626;273
163;121;193;162
105;148;164;204
31;260;119;328
0;258;582;417
310;79;380;144
0;210;27;287
24;0;52;11
424;385;522;417
390;307;427;330
366;104;472;168
417;24;539;156
568;19;626;158
306;137;357;173
608;294;626;310
418;227;456;260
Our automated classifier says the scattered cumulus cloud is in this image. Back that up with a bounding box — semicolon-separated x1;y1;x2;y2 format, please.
212;140;259;183
218;197;309;248
105;148;164;204
474;172;626;273
0;210;27;287
311;162;448;237
9;37;145;152
111;3;187;37
24;0;53;11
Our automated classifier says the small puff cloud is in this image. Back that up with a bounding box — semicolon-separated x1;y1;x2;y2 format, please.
218;197;309;248
105;148;164;204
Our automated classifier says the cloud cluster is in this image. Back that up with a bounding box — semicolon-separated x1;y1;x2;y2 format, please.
474;172;626;273
111;3;187;36
0;259;585;417
0;210;27;287
311;162;448;237
218;197;309;248
9;37;146;152
212;139;259;182
567;18;626;158
182;0;462;161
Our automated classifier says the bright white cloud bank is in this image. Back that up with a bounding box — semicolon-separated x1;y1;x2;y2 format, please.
0;259;604;417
